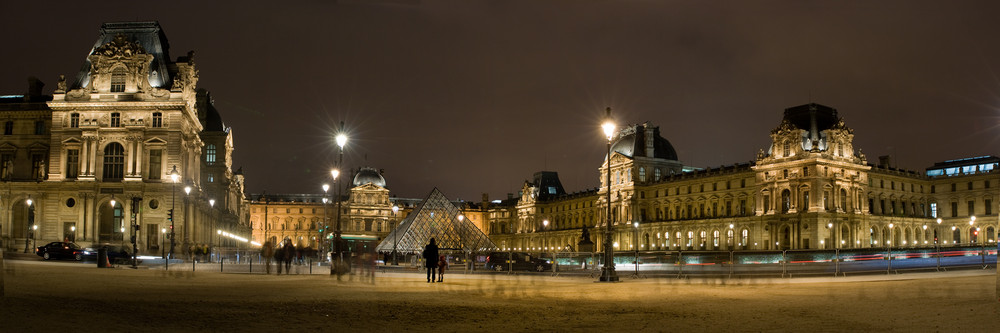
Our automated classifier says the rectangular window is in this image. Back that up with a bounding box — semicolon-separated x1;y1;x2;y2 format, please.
110;113;120;127
951;202;958;217
930;203;937;218
207;173;214;183
986;199;992;216
968;200;975;216
148;150;161;180
968;182;973;190
986;181;991;189
3;121;12;135
34;121;44;135
152;112;163;128
110;67;126;92
951;183;956;192
70;113;80;128
31;153;44;179
66;149;79;179
931;185;935;193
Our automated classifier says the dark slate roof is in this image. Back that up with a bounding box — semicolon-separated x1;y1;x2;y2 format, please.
197;89;226;132
73;21;173;90
353;166;387;188
782;103;839;133
610;123;678;161
531;171;566;201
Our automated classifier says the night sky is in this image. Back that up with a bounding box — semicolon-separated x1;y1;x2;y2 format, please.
3;1;1000;201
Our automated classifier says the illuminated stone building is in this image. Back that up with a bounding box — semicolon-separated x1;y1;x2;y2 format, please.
0;22;249;254
247;167;490;253
487;103;999;253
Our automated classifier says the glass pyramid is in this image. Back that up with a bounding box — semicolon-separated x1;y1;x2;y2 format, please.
376;188;497;254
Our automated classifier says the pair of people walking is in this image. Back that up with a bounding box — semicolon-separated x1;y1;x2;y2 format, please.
422;238;448;283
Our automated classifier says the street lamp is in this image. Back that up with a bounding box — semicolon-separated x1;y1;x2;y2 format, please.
633;221;640;277
322;183;329;261
183;185;191;257
161;228;166;259
24;197;33;253
887;223;894;273
169;165;179;260
332;125;348;276
209;199;216;259
391;204;399;265
935;218;942;270
599;107;619;282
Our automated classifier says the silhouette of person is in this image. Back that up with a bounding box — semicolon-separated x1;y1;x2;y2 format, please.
423;238;439;283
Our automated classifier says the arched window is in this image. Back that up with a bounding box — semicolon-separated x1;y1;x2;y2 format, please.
205;144;216;165
102;142;125;180
110;67;126;92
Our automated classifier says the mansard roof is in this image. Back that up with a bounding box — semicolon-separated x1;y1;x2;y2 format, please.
609;122;678;161
73;21;173;90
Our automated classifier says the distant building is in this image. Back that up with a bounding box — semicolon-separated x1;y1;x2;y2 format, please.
488;103;999;252
0;22;248;255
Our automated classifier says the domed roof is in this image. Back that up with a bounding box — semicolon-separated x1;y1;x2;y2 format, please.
609;123;678;161
352;167;386;188
780;103;842;152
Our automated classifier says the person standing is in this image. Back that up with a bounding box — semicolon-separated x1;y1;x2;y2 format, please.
282;239;295;274
422;238;439;283
262;237;275;275
437;255;448;282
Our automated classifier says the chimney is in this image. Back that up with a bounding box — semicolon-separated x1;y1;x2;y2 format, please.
27;76;45;99
878;155;892;168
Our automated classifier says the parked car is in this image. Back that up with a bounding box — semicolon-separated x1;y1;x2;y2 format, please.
35;242;84;261
81;245;132;263
485;252;552;272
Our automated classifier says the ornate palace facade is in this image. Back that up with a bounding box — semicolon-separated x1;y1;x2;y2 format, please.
0;22;248;254
488;103;999;253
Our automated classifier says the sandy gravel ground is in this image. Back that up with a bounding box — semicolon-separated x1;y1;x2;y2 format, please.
1;260;998;332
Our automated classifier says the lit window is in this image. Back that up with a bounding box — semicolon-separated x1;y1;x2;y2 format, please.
110;67;126;92
206;144;216;165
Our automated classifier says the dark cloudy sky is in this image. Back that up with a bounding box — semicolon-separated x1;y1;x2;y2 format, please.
3;1;1000;201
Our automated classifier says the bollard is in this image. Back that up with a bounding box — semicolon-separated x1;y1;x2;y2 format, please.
220;258;224;273
193;260;196;272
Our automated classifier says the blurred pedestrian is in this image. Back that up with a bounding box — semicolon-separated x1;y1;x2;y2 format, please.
422;238;439;283
274;240;285;275
437;255;448;282
282;238;295;274
262;238;275;274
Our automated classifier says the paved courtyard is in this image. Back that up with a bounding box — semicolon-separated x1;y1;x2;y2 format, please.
1;259;998;332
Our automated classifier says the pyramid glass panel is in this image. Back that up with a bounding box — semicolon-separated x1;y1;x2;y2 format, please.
376;188;497;254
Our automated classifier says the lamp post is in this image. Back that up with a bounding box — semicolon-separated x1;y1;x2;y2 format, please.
70;225;76;242
633;221;640;277
887;223;894;274
31;225;37;251
24;197;33;253
161;228;166;259
209;199;216;261
332;126;347;275
391;204;399;265
322;184;329;262
599;107;619;282
183;185;191;259
935;218;942;270
169;166;179;260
